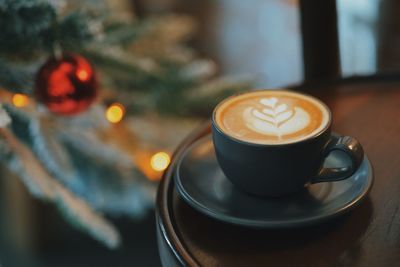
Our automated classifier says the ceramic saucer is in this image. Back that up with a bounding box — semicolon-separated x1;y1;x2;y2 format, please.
174;134;373;228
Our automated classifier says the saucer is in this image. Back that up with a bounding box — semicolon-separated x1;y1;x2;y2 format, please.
174;134;373;228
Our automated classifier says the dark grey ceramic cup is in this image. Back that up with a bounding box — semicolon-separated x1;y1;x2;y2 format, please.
211;92;364;197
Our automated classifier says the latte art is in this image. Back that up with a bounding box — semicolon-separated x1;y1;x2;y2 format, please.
243;97;310;139
214;90;330;144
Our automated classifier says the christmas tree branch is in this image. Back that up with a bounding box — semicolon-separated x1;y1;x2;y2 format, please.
0;0;254;249
0;0;56;57
29;117;85;191
59;127;133;169
0;127;121;248
0;104;11;127
5;104;152;217
0;60;37;93
83;46;163;89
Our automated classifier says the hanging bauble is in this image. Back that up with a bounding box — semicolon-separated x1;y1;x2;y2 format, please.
35;53;97;115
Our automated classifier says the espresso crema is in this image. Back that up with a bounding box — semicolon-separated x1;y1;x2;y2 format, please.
214;90;330;144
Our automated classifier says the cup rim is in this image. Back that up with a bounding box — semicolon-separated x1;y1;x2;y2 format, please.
211;89;332;147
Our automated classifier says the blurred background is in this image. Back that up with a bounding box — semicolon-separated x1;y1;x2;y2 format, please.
0;0;398;266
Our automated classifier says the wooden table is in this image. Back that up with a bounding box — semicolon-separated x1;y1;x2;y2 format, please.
156;79;400;267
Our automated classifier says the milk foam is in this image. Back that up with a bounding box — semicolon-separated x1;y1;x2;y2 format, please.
243;97;310;138
214;90;330;145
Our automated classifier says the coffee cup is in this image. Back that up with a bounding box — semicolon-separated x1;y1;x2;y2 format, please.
211;90;364;197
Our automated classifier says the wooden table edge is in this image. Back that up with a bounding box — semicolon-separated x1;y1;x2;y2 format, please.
156;122;210;267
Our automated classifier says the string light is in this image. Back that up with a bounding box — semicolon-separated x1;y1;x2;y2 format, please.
106;103;125;123
76;69;89;82
150;152;170;172
12;93;29;107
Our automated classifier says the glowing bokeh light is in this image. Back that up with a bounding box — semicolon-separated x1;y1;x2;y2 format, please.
76;69;89;82
12;93;29;107
105;103;125;123
150;152;170;172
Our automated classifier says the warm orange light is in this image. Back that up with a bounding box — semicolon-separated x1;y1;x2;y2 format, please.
76;69;89;82
12;93;29;107
150;152;170;172
106;103;125;123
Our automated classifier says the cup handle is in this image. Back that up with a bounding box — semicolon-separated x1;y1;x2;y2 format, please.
311;134;364;184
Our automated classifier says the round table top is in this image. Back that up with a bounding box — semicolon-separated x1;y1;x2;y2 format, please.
156;79;400;267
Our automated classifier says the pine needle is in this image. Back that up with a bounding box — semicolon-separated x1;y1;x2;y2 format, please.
0;128;121;248
0;105;11;128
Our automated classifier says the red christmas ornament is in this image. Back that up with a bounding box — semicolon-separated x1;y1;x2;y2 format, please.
35;53;97;115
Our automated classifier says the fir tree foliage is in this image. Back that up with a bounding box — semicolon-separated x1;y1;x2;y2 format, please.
0;0;252;248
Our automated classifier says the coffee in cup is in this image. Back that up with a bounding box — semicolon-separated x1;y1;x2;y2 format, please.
215;90;330;145
212;90;364;197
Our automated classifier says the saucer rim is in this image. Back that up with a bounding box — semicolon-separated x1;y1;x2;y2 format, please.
174;135;374;228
